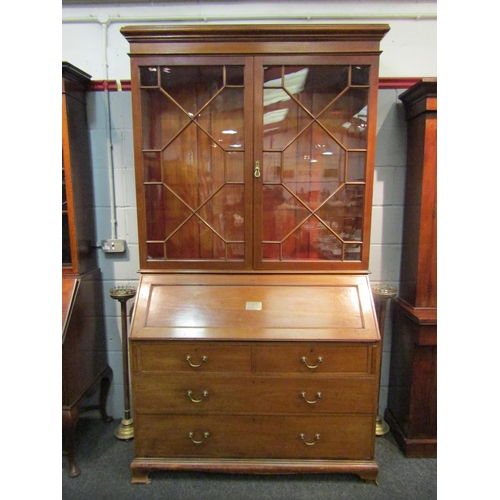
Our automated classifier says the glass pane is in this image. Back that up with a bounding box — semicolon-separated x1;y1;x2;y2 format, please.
281;216;343;261
263;152;281;183
146;242;165;260
143;151;162;182
198;185;245;242
262;186;309;242
351;65;370;86
225;66;244;86
317;184;365;242
141;88;190;150
166;216;226;260
318;88;369;150
283;123;345;210
140;66;159;87
162;123;225;209
347;151;366;182
263;88;312;151
226;151;244;183
345;243;362;261
262;243;280;260
197;87;245;150
284;66;349;117
263;66;283;87
160;66;224;116
144;184;193;242
227;243;245;260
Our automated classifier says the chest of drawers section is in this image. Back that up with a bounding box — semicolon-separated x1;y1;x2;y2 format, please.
130;340;380;483
128;273;381;484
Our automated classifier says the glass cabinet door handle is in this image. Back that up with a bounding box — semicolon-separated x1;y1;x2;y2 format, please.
186;355;208;368
188;431;210;444
299;433;321;446
254;160;261;178
187;390;209;403
301;391;322;404
301;356;323;369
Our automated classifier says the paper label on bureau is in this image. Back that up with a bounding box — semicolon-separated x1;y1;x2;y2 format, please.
246;301;262;310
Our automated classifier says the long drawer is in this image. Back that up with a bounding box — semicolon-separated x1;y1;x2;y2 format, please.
134;414;374;460
133;374;376;414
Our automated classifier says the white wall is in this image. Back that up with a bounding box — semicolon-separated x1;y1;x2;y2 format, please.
62;1;437;80
61;1;437;420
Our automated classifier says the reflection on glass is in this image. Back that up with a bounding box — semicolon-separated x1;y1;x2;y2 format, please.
160;66;224;116
261;64;369;262
283;122;345;210
262;186;309;242
317;88;369;150
263;152;281;183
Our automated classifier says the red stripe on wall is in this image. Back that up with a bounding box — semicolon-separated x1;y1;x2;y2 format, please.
89;77;424;92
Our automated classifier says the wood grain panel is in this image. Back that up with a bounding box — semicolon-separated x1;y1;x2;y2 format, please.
133;373;376;414
134;414;374;460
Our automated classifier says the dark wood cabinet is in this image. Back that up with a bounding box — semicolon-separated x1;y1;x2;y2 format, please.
121;24;389;483
384;78;437;458
62;62;113;477
62;62;97;276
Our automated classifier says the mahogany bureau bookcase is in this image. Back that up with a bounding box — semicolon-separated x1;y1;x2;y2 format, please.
120;24;389;484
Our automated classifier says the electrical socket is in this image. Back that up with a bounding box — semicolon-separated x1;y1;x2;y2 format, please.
102;239;126;253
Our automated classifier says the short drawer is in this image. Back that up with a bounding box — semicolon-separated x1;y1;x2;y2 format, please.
255;343;375;374
133;374;376;414
132;342;252;373
134;414;374;460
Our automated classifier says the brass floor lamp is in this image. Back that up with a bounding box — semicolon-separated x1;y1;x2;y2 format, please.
109;286;137;440
371;284;398;436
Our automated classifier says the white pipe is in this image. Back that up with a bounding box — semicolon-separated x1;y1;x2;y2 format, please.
63;13;436;24
99;13;118;240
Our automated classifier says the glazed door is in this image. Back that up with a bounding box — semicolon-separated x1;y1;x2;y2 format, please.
132;56;254;270
253;56;378;271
